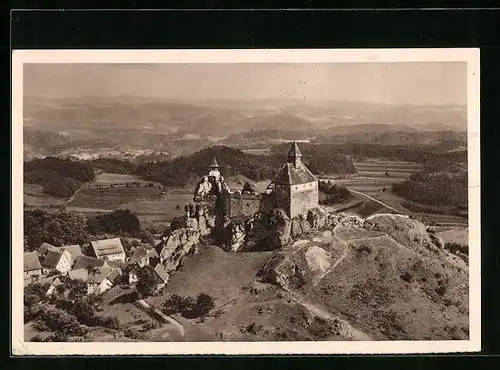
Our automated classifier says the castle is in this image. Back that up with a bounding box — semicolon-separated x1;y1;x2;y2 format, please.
192;141;319;221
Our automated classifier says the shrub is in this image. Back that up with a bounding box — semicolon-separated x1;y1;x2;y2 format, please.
87;209;141;237
97;316;121;330
35;309;88;336
162;293;215;319
162;294;195;316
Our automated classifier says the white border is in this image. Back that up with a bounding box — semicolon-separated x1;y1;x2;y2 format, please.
11;48;481;355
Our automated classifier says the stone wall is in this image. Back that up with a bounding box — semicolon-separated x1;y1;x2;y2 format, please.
229;193;262;220
290;181;319;218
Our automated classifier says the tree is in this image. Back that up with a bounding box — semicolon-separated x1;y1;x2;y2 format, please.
24;209;89;250
242;181;256;193
384;171;390;177
136;266;159;298
87;209;141;236
141;230;156;246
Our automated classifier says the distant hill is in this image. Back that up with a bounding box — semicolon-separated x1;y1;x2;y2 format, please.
23;96;467;158
134;144;356;187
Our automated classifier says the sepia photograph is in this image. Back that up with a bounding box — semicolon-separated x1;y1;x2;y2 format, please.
11;49;480;355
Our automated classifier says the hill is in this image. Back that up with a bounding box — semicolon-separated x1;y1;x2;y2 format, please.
134;145;357;187
24;96;467;159
140;212;468;342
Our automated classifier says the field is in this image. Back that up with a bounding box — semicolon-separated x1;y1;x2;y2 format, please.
437;227;469;246
324;159;423;196
23;183;66;208
62;173;192;229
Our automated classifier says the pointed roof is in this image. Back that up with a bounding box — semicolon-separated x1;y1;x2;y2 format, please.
271;162;318;185
287;141;303;161
210;156;219;168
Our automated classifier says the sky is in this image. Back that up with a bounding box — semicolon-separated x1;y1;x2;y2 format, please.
23;62;467;105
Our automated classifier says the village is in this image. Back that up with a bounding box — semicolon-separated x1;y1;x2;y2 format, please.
24;141;322;299
24;237;168;297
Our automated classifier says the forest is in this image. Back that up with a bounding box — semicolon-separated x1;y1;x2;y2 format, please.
24;157;95;198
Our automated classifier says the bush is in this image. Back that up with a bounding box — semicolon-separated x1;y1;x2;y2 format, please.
318;181;354;205
97;316;121;330
141;320;160;331
141;230;156;246
162;294;195;316
35;309;88;336
87;209;141;236
162;293;215;319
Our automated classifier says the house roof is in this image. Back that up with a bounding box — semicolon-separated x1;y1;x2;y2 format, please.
61;245;83;259
129;247;148;264
91;238;125;258
154;263;169;283
69;268;89;282
88;266;113;284
24;252;42;272
271;162;317;186
41;250;64;268
73;255;107;270
38;242;58;255
107;270;121;284
107;260;126;271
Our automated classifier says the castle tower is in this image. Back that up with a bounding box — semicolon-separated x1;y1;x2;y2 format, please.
208;156;221;179
269;141;319;218
287;141;303;168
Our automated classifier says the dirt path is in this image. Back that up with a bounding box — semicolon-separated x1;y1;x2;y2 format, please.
63;183;86;206
136;299;185;337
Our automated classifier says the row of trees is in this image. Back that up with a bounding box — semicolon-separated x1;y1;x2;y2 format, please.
24;208;143;251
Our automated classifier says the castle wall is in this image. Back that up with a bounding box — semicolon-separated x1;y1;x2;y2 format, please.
273;184;292;217
290;181;319;218
229;194;262;220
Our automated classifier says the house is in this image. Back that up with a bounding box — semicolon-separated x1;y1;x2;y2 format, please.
68;268;89;282
87;266;122;295
90;238;126;262
152;260;169;290
128;247;159;268
40;249;73;275
60;244;83;260
45;277;63;296
24;251;43;285
73;255;109;271
38;242;58;255
69;264;121;295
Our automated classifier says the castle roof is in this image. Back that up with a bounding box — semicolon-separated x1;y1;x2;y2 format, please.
272;142;317;185
272;162;318;185
210;156;219;168
287;141;303;160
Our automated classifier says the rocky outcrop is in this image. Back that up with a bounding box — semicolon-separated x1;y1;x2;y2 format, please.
226;222;247;252
269;209;292;247
157;228;201;273
168;204;216;237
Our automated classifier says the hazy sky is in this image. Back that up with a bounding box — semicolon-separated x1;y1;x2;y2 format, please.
24;62;467;105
